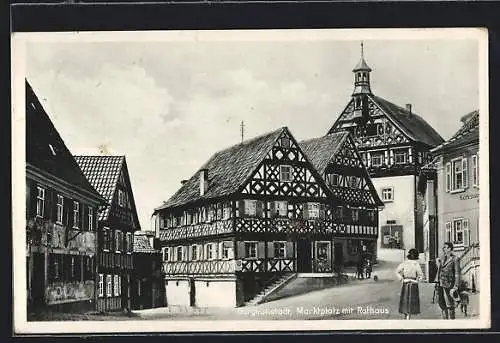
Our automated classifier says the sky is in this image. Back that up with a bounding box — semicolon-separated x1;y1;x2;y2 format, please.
23;30;481;231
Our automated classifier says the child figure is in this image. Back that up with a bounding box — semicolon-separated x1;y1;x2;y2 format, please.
458;280;471;317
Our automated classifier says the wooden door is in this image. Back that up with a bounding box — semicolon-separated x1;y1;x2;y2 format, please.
296;239;312;272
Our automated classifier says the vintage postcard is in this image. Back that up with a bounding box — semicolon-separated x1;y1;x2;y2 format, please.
12;28;490;334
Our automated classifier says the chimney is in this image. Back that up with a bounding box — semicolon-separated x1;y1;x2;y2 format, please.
406;103;412;117
199;169;209;196
181;179;188;185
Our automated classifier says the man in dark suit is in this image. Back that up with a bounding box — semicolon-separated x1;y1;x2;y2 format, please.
434;242;461;319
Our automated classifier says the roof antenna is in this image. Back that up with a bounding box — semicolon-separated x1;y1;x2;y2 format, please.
240;120;245;143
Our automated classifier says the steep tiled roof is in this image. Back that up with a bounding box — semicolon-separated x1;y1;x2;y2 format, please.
155;127;285;211
371;95;445;147
299;132;349;175
300;132;384;207
74;155;124;221
133;234;157;253
26;80;104;202
431;110;479;154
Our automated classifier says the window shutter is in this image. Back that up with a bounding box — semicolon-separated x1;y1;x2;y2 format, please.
445;222;452;242
302;203;309;220
319;204;326;220
463;219;470;246
29;183;37;218
286;242;294;258
462;158;468;189
219;242;224;259
389;150;394;164
257;242;265;258
44;189;52;220
268;202;276;218
256;201;263;218
445;163;451;192
237;200;245;218
237;241;245;259
267;242;274;258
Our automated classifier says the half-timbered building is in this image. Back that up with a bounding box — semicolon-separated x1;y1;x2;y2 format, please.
74;155;141;312
327;45;444;252
153;126;381;307
26;81;106;313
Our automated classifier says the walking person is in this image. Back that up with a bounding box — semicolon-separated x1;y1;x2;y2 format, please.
434;242;461;319
395;248;423;320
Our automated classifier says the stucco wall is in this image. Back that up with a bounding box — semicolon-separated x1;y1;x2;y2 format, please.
165;279;190;306
372;175;416;250
194;280;236;307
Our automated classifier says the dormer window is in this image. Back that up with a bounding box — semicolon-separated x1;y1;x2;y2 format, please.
280;165;292;182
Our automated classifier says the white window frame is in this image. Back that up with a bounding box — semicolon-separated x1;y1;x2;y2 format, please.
98;274;104;297
176;246;183;261
56;194;64;224
463;219;470;246
245;241;258;259
162;247;171;262
279;165;292;183
206;243;215;260
453;218;464;246
394;149;407;164
449;157;468;192
118;189;126;207
307;202;320;219
472;154;479;187
115;230;122;253
221;242;231;260
191;244;198;261
73;201;80;229
371;152;383;167
244;200;257;216
273;241;286;259
88;206;93;231
106;275;112;297
381;187;394;202
36;186;45;217
223;205;231;220
114;275;120;296
275;201;288;217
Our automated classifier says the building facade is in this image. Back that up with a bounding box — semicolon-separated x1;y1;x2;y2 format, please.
26;81;106;313
75;155;141;312
420;111;480;287
327;45;444;252
153;127;381;307
132;231;166;310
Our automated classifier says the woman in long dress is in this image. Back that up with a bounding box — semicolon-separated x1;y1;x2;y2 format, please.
395;248;424;319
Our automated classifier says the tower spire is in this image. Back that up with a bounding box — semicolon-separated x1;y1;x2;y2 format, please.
352;41;372;96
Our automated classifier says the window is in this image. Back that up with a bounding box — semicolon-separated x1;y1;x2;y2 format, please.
273;242;286;258
281;136;291;148
118;189;126;207
368;210;376;223
191;245;198;261
127;232;133;253
349;176;360;188
275;201;288;217
371;152;383;167
381;187;394;202
73;201;80;228
216;204;223;220
448;158;468;192
115;230;122;252
207;207;215;222
56;195;64;224
106;275;112;297
223;204;231;219
162;247;171;261
245;242;257;258
221;242;231;259
328;173;340;187
36;187;45;217
244;200;257;216
394;149;407;164
114;275;120;296
98;274;104;297
280;165;292;182
307;203;320;219
206;244;215;260
103;228;111;251
472;155;479;187
351;208;360;222
446;219;470;246
176;246;183;261
88;207;93;231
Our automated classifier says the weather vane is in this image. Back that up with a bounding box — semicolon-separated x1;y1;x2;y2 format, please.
240;120;245;143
